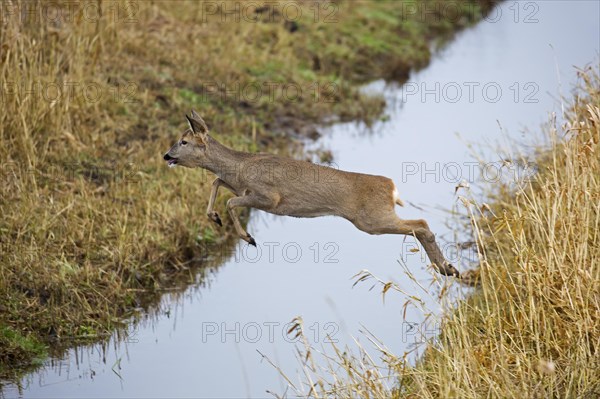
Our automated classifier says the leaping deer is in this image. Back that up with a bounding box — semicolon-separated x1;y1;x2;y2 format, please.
163;111;459;277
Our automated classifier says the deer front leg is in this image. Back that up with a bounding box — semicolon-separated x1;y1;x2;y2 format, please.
226;194;274;247
206;178;236;227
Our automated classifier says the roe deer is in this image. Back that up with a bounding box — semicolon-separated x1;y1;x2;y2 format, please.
163;111;459;277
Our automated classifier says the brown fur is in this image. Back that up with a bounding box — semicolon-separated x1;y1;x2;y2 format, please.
163;111;459;277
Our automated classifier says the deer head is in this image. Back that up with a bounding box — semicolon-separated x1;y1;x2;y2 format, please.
163;110;210;168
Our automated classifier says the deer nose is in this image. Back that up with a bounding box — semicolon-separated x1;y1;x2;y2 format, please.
163;153;172;161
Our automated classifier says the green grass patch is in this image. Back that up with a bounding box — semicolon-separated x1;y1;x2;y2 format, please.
0;326;47;377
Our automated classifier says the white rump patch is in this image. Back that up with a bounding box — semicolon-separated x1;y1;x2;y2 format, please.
393;186;405;207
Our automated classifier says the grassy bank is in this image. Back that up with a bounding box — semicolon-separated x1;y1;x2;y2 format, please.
0;0;495;378
402;67;600;398
284;68;599;398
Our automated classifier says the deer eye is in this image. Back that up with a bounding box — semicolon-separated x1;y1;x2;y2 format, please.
181;140;188;145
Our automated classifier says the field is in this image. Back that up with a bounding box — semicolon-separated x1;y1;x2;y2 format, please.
0;0;495;378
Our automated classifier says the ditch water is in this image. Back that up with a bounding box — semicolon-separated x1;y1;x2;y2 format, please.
4;1;599;398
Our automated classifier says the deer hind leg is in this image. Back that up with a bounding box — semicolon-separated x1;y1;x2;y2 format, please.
226;193;275;247
355;215;459;277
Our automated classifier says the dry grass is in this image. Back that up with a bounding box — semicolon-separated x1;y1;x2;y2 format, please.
276;67;600;398
404;67;600;399
0;0;494;378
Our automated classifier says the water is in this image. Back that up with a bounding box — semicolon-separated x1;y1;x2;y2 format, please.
5;1;599;398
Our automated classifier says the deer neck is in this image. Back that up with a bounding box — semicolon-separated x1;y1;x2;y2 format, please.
202;136;250;183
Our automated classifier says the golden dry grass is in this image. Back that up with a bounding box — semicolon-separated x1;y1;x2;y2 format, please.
404;67;600;399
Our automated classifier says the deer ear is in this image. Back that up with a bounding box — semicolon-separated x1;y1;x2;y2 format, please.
186;111;209;136
191;109;203;120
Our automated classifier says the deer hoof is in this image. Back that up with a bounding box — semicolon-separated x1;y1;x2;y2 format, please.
442;263;460;278
209;212;222;227
247;235;257;247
